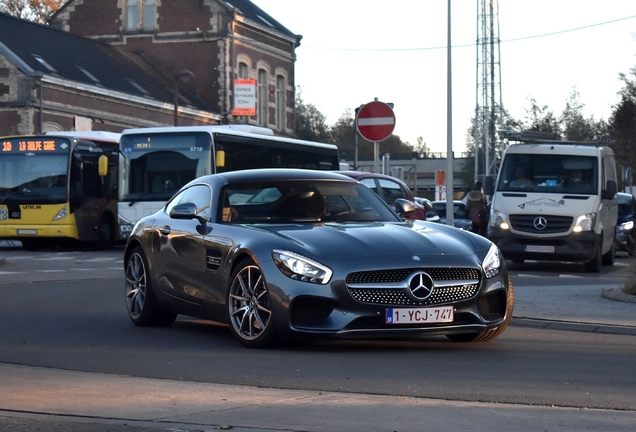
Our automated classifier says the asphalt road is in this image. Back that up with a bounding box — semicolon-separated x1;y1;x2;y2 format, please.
1;243;635;431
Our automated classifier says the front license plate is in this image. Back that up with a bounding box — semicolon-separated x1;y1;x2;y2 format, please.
525;245;555;253
17;229;37;235
386;306;454;325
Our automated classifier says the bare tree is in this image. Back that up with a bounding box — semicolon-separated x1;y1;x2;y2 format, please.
0;0;64;23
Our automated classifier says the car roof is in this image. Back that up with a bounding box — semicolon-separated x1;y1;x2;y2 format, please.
192;168;357;186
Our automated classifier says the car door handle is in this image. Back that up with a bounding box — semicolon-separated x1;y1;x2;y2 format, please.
159;225;171;236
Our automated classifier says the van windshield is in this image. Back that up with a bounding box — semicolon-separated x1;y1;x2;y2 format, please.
498;154;598;195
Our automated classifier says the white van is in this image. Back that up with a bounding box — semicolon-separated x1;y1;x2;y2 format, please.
484;132;618;272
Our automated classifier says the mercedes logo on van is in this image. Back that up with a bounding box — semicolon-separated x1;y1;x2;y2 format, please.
534;216;547;230
407;271;435;301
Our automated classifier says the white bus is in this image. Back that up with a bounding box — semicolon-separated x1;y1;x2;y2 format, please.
118;125;340;239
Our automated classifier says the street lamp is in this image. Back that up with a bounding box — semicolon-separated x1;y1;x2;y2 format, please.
174;69;195;126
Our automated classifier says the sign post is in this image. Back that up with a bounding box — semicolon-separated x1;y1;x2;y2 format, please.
355;100;396;173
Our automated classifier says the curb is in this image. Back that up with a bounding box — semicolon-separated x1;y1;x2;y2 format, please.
602;286;636;304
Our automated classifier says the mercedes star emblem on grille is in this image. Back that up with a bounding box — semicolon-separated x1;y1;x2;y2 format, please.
533;216;547;230
408;271;435;301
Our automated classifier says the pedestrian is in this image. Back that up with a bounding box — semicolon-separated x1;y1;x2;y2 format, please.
465;181;488;236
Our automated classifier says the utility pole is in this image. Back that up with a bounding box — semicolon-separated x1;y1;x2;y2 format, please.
475;0;505;182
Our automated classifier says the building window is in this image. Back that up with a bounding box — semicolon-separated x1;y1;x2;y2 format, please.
238;62;248;79
276;75;285;131
126;0;156;31
258;69;267;126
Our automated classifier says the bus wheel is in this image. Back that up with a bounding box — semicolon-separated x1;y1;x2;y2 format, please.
21;239;42;251
94;216;115;250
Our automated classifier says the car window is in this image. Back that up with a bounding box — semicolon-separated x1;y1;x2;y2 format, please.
219;180;399;224
377;178;406;204
360;178;378;193
165;184;212;221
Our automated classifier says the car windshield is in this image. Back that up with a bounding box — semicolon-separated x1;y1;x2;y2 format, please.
219;180;400;224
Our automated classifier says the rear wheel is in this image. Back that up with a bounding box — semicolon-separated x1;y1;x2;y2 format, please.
447;281;515;343
227;258;278;348
94;215;115;250
124;246;177;326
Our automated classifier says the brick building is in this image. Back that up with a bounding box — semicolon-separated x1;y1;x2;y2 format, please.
0;0;300;135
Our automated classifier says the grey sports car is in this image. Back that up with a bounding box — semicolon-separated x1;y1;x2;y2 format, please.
124;169;513;348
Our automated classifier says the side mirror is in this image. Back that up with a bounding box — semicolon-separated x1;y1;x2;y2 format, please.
603;180;617;200
98;154;108;177
482;176;494;196
394;198;417;218
170;202;207;225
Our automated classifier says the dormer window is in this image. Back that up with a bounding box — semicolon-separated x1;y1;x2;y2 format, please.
126;0;156;31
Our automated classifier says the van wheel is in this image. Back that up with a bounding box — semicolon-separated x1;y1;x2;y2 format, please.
602;242;615;266
585;243;602;273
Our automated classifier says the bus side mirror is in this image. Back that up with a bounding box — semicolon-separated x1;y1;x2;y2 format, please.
216;150;226;168
482;176;494;196
98;155;108;177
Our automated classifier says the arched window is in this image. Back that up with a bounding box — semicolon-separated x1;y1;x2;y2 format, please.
276;74;285;131
258;69;268;126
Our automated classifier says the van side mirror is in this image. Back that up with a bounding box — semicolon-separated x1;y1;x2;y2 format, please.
482;176;494;196
603;180;617;200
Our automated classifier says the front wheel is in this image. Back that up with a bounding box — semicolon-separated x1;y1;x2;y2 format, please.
124;246;177;326
227;258;278;348
447;281;515;343
602;242;615;266
94;215;115;250
585;242;602;273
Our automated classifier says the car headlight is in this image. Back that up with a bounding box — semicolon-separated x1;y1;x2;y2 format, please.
573;212;596;232
52;206;67;221
619;220;634;231
482;244;502;279
272;250;332;284
490;209;509;230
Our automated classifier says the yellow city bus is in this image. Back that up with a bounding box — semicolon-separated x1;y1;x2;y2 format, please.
0;131;120;250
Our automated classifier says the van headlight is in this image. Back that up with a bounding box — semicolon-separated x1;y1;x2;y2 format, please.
573;213;596;232
482;244;502;279
490;209;509;230
273;250;332;284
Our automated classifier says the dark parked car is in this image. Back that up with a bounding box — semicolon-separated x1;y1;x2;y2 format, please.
335;171;426;221
124;169;513;348
615;192;636;257
432;200;473;230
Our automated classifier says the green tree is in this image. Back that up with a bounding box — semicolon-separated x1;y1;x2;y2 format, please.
608;67;636;182
560;88;606;141
0;0;64;23
294;88;331;143
524;98;562;138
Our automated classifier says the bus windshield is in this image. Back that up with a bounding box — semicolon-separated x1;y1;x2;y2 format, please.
0;138;70;204
498;153;598;195
119;132;211;201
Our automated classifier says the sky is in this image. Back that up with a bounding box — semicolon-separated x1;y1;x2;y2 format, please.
250;0;636;154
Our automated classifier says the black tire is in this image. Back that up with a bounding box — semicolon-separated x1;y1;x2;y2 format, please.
602;242;615;266
124;246;177;326
447;281;515;343
585;242;602;273
94;215;115;250
227;258;278;348
20;239;42;251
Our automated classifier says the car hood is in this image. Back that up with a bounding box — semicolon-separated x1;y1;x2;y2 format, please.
255;221;479;259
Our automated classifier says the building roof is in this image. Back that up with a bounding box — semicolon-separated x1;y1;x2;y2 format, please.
221;0;301;41
0;12;202;108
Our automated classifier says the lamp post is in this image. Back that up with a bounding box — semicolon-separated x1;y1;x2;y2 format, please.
173;69;195;126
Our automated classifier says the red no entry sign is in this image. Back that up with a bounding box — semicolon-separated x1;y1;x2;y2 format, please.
356;101;396;142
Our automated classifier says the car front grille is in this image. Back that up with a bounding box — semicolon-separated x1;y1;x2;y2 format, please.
346;268;480;306
509;214;573;234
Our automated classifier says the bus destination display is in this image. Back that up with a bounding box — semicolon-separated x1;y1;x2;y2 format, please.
1;138;69;153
